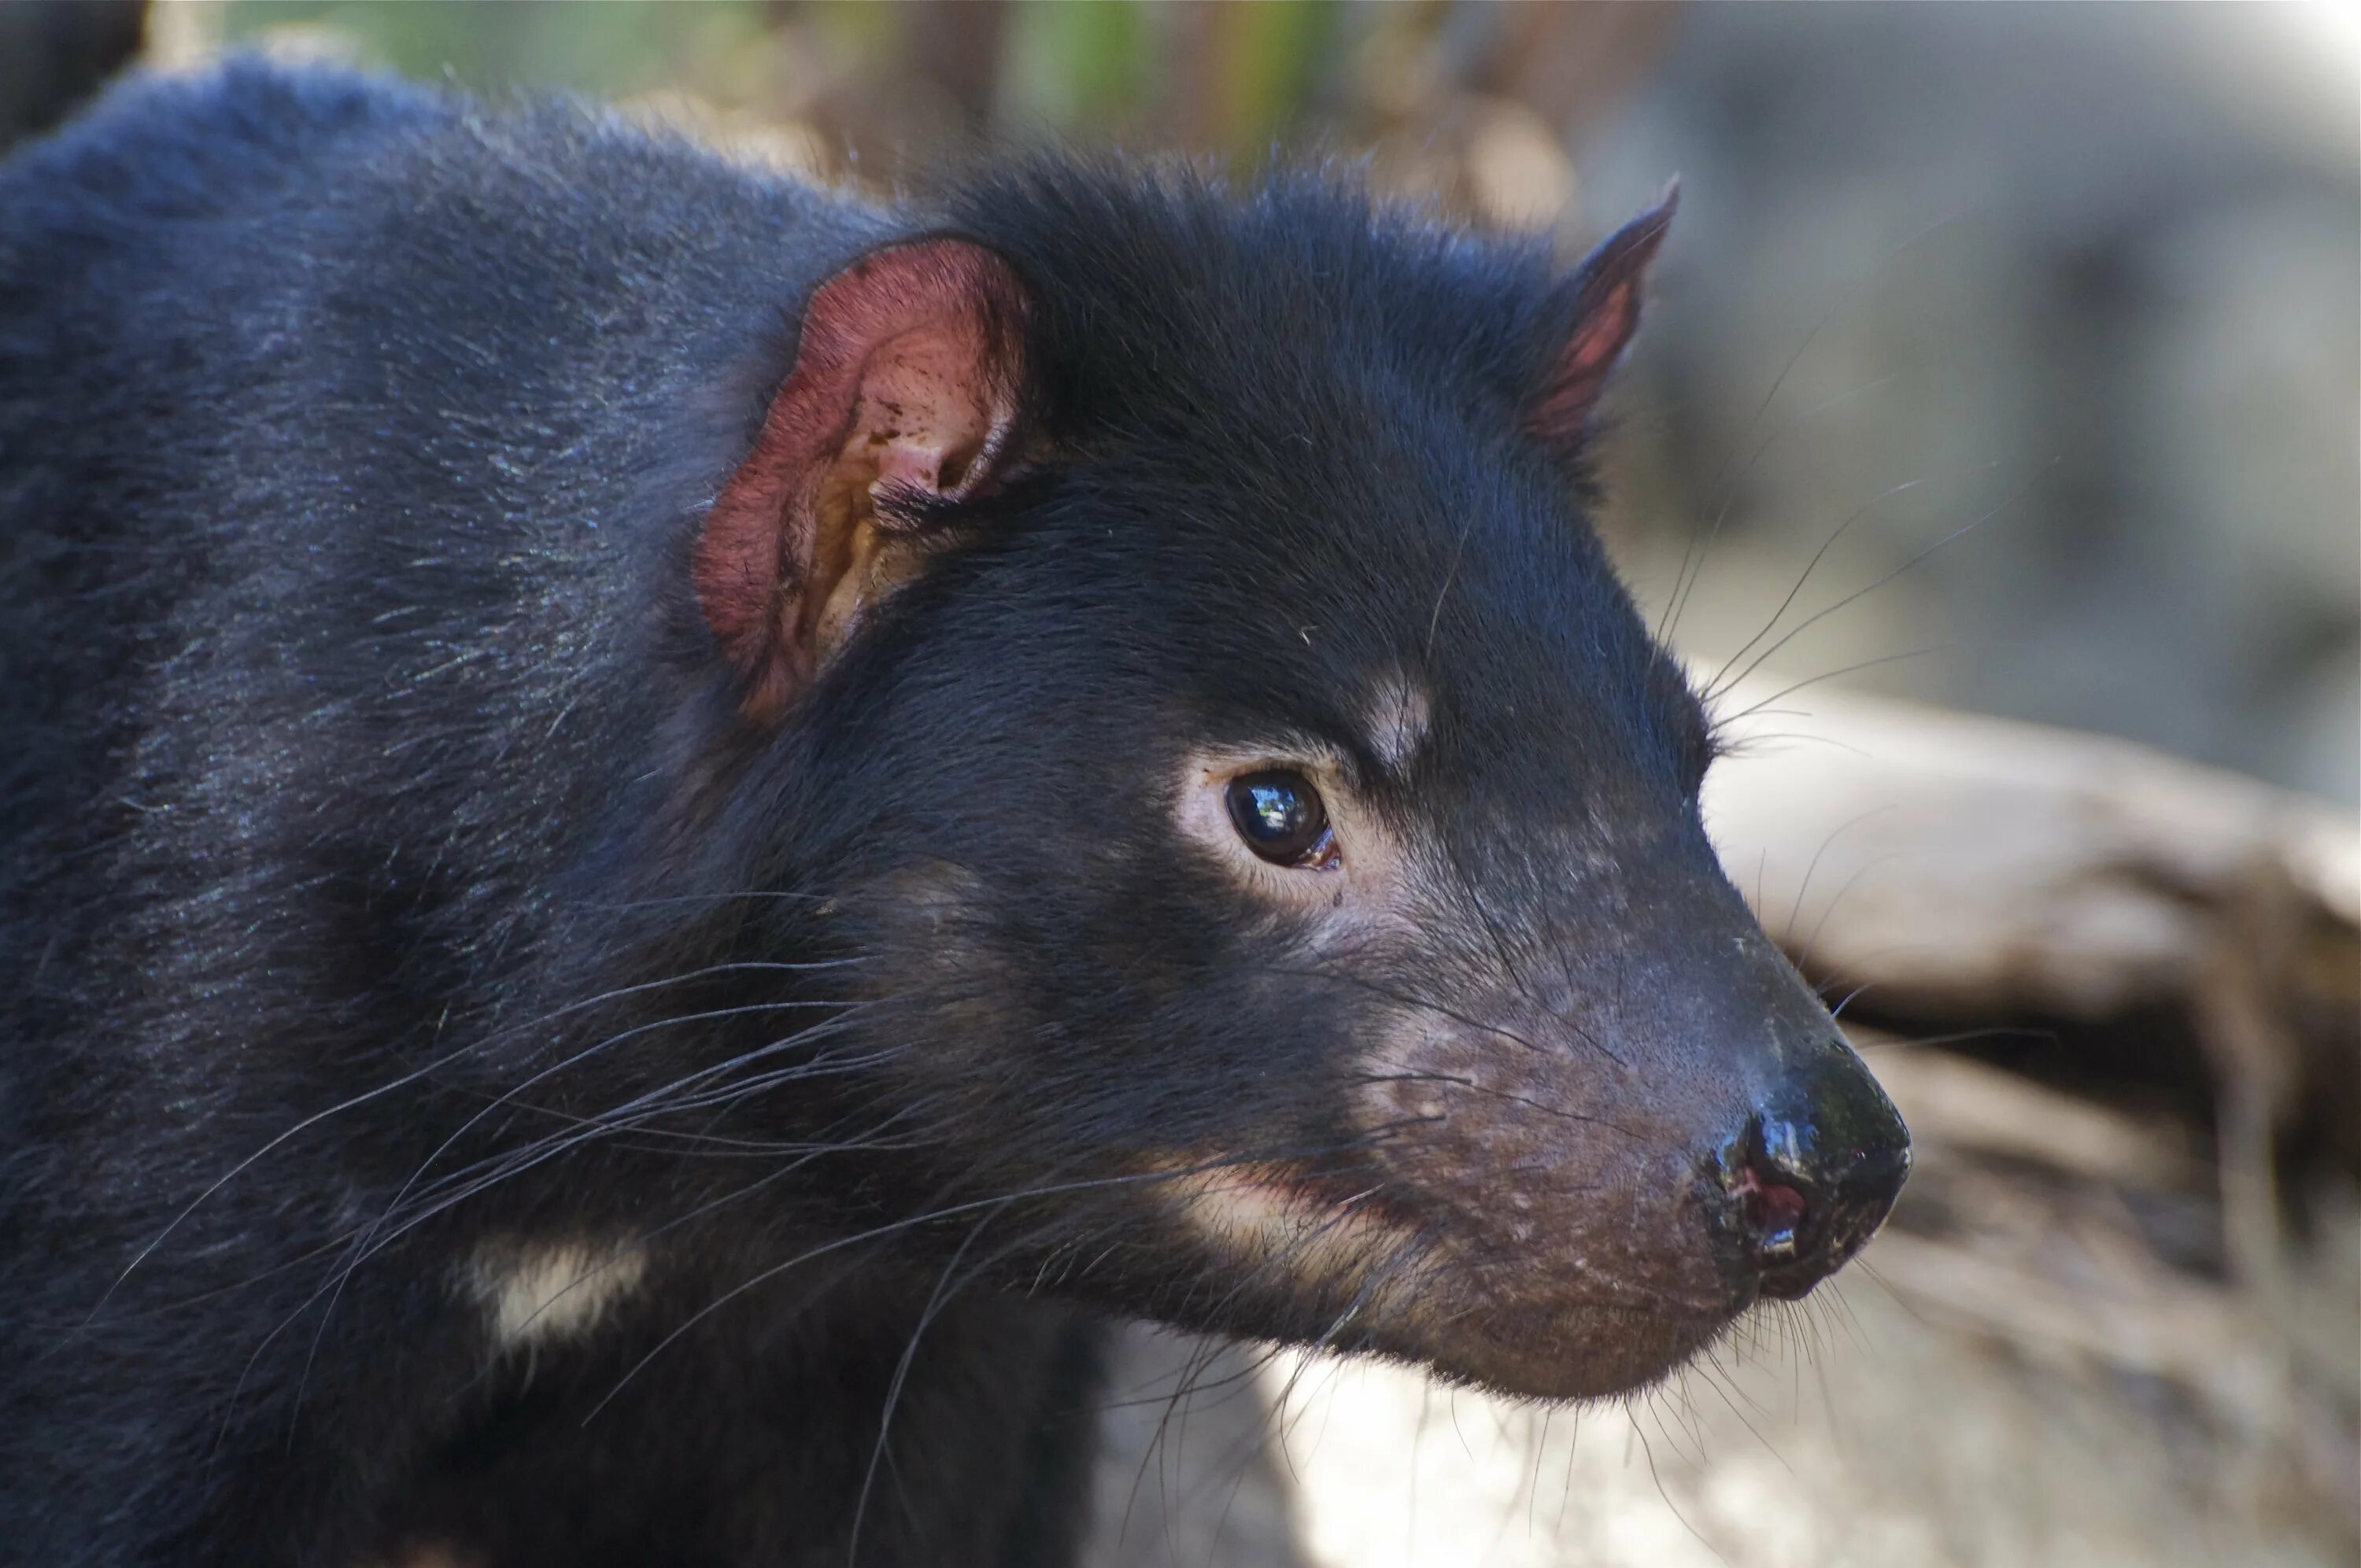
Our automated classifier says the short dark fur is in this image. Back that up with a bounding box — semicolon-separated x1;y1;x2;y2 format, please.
0;61;1904;1567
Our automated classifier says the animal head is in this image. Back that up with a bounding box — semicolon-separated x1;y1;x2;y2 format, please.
678;168;1908;1400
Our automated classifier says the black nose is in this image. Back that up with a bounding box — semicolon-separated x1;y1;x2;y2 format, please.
1720;1046;1911;1301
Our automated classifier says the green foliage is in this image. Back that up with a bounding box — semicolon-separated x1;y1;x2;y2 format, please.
216;0;1345;152
220;0;767;98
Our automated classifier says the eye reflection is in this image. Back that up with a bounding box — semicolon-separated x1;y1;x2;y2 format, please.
1224;770;1338;869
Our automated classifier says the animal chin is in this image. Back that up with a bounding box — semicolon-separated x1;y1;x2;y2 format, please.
1403;1296;1738;1401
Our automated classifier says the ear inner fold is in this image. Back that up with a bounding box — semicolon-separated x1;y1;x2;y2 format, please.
1526;181;1679;452
694;240;1030;721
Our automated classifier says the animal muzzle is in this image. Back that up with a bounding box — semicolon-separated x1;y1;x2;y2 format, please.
1332;891;1912;1398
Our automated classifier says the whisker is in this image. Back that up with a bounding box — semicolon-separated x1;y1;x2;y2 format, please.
1660;209;1970;650
90;957;852;1325
1705;472;1949;699
1715;641;1960;728
579;1147;1373;1425
848;1203;1005;1565
1712;456;2053;702
1775;807;1897;953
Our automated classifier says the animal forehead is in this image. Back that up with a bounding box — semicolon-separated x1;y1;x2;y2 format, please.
1231;630;1686;818
1098;430;1605;627
1107;511;1674;760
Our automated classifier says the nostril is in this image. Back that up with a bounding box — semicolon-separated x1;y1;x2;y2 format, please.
1731;1162;1807;1257
1724;1121;1812;1264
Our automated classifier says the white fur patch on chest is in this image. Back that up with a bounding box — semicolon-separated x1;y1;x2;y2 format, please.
467;1238;647;1352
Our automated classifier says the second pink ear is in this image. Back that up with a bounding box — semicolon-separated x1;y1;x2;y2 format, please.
1527;183;1679;451
694;239;1032;718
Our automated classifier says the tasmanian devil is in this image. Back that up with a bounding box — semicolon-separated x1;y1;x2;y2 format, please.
0;57;1910;1568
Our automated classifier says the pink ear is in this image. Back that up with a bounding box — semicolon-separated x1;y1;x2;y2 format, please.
695;240;1030;718
1527;183;1678;450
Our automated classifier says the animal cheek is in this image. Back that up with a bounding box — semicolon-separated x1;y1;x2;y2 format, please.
841;865;1030;1064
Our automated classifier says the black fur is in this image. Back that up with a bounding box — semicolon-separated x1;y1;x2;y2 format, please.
0;60;1904;1567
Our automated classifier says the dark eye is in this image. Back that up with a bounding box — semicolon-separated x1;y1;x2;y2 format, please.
1224;770;1338;869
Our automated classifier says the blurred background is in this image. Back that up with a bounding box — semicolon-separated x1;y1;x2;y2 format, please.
6;4;2357;1566
92;0;2357;814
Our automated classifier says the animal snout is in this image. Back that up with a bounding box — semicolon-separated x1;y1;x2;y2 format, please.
1717;1045;1911;1301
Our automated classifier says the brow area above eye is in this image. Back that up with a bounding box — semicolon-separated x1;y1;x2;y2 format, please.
1361;677;1432;780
